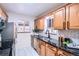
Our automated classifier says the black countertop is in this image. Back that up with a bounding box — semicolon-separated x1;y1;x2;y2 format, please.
32;35;79;56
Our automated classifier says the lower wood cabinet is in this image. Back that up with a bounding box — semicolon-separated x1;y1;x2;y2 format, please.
33;38;37;50
36;39;41;55
32;37;73;56
40;40;46;56
46;43;57;56
57;49;73;56
34;38;41;55
57;49;66;56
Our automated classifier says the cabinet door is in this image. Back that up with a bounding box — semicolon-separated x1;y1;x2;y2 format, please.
31;36;34;48
57;49;73;56
40;44;46;56
1;11;6;20
0;8;7;20
67;4;79;29
39;18;44;30
0;8;3;17
34;38;38;50
37;18;44;30
37;19;40;29
53;7;66;29
34;20;37;29
57;50;65;56
37;39;41;55
40;40;46;56
46;44;56;56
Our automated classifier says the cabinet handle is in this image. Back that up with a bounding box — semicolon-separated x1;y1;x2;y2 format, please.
63;21;66;29
67;21;70;29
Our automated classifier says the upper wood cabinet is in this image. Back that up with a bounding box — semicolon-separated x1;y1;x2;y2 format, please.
35;17;44;30
0;8;3;17
36;4;79;30
0;8;8;21
53;3;79;30
39;18;44;30
53;7;66;30
66;4;79;29
34;20;38;29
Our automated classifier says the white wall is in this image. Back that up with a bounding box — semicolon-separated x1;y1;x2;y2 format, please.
7;12;35;30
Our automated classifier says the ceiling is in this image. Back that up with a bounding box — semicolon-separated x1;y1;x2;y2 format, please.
0;3;65;17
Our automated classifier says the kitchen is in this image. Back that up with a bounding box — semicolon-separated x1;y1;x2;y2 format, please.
0;3;79;56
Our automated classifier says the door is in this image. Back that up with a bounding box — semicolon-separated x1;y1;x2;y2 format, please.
53;7;66;29
67;4;79;29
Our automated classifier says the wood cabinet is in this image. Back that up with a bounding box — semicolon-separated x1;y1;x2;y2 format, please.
34;19;39;29
31;35;34;48
32;37;41;55
34;17;44;30
0;8;8;21
40;40;46;56
39;18;44;30
66;4;79;29
53;3;79;30
37;18;44;30
46;43;57;56
36;39;41;55
35;4;79;30
32;37;73;56
0;8;3;17
53;7;66;30
57;49;67;56
57;49;73;56
33;38;38;51
34;20;37;29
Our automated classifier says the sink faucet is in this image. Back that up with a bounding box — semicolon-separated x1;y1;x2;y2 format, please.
45;29;50;38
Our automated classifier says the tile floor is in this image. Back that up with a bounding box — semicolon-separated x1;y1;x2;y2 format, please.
14;33;38;56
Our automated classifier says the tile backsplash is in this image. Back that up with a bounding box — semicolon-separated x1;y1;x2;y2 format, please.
58;30;79;39
34;28;79;46
58;30;79;46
